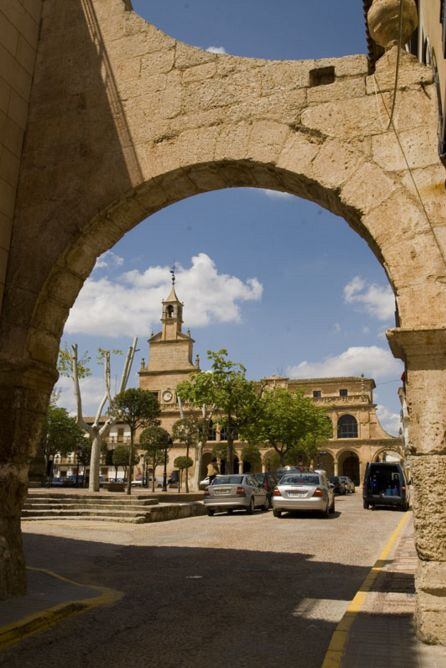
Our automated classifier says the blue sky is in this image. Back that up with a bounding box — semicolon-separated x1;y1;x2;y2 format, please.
57;1;404;433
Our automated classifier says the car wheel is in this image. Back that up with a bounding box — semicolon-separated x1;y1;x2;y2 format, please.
261;501;269;512
273;509;282;518
227;509;233;515
246;497;255;514
330;500;335;514
363;500;369;509
207;509;215;516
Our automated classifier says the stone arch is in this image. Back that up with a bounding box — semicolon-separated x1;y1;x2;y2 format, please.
1;0;446;641
200;451;213;481
373;446;404;463
337;449;361;485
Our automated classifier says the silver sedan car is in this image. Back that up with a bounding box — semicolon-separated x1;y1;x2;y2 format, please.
272;471;335;518
204;474;269;515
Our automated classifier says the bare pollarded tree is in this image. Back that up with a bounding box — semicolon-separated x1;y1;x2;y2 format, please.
59;338;138;492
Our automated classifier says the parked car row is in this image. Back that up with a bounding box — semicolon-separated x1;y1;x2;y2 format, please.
204;470;336;518
329;475;355;495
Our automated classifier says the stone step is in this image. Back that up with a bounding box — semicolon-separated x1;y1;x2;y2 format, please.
22;515;147;524
22;508;151;518
23;500;158;509
21;502;206;523
27;494;158;504
22;504;156;513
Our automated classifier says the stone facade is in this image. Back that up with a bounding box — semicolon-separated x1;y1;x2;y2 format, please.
0;0;445;643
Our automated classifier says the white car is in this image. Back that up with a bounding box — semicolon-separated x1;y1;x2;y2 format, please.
199;476;210;490
272;471;335;518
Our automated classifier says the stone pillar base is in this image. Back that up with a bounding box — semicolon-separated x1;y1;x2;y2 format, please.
0;467;28;599
416;561;446;644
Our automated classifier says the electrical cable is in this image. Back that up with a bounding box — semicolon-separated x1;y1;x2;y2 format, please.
386;0;404;130
372;1;446;268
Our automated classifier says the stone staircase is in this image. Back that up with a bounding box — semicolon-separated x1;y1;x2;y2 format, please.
22;493;206;523
22;493;160;523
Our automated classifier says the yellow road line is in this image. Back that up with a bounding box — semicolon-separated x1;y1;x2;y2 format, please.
321;511;411;668
0;567;122;651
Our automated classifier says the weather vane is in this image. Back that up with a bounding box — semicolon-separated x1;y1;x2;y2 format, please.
170;263;176;286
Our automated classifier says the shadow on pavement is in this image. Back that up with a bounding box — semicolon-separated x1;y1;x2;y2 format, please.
0;532;409;668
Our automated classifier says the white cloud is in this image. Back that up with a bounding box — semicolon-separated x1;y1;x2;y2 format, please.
94;251;124;270
287;346;402;381
56;375;106;417
206;45;227;54
343;276;395;321
262;189;294;200
65;253;263;338
377;404;401;436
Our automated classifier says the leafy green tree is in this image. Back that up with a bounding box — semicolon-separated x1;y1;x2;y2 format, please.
39;405;86;480
172;417;201;492
211;442;227;462
241;443;261;471
174;456;194;492
177;349;260;477
253;388;330;466
288;413;333;467
139;425;171;491
112;389;160;495
74;435;91;487
263;449;281;472
111;445;138;482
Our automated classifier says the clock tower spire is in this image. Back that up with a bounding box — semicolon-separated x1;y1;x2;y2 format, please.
161;266;183;340
139;271;199;401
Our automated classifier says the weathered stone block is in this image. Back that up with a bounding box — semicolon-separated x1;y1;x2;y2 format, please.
367;48;433;95
411;455;446;561
248;120;290;164
416;589;446;645
182;61;216;84
341;161;397;214
307;77;365;104
372;125;439;172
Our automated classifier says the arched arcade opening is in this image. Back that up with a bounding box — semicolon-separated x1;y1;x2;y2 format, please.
338;450;361;486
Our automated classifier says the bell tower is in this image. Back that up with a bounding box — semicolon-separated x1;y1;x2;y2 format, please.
161;268;184;340
139;269;199;400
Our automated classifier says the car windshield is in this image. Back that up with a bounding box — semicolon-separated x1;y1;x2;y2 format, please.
281;474;320;486
212;476;244;485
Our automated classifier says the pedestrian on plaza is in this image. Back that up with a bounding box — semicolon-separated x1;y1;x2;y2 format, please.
207;458;219;484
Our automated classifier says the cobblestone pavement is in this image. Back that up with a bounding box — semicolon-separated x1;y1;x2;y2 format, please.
341;519;446;668
0;494;425;668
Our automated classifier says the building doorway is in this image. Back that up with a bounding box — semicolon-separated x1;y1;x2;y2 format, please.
338;451;360;485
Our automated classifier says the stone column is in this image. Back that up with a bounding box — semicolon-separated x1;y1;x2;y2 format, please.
387;328;446;644
0;358;55;599
333;459;339;476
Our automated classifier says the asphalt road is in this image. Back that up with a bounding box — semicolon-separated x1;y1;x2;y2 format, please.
2;493;404;668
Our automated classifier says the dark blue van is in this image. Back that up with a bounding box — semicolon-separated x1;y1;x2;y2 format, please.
363;462;410;511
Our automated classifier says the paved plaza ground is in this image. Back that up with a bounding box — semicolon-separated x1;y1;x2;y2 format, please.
0;494;444;667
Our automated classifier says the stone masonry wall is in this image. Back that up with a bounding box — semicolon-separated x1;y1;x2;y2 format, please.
0;0;42;313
